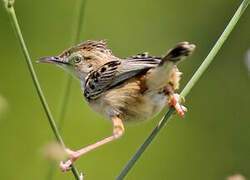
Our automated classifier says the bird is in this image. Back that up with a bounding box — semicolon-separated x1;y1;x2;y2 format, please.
37;40;195;172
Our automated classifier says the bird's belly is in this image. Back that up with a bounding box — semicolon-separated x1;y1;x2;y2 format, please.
123;92;168;123
87;91;168;124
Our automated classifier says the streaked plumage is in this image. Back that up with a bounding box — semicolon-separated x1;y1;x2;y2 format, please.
37;40;195;172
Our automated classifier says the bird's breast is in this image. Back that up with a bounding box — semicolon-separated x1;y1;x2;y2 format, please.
86;76;168;123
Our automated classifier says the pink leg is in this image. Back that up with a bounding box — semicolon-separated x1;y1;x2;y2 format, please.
60;116;124;172
168;93;187;117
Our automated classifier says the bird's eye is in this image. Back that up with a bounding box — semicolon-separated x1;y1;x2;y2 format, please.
70;55;82;64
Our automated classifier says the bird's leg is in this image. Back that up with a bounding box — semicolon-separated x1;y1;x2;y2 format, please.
165;85;187;117
168;93;187;117
60;116;124;172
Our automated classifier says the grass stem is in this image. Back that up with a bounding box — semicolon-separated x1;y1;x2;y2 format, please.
57;0;87;130
2;0;81;179
116;0;250;179
46;0;87;179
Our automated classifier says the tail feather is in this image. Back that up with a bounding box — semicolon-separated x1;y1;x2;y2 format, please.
146;42;195;90
161;42;196;63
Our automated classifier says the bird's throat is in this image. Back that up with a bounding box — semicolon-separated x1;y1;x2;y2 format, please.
58;64;87;82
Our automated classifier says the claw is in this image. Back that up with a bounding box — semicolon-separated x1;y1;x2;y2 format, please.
60;160;73;172
60;161;85;180
168;93;187;117
60;148;79;172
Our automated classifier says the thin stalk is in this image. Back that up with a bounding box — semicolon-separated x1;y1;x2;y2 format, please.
2;0;81;179
57;0;87;130
116;0;250;179
46;0;87;179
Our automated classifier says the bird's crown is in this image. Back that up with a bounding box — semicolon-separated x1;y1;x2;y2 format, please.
59;40;113;58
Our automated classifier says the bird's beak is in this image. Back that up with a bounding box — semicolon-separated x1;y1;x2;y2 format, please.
36;56;69;65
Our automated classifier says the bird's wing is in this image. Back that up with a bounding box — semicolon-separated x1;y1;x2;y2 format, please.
84;55;161;99
84;60;120;99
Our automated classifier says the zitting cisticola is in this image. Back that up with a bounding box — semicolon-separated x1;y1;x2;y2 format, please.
37;40;195;171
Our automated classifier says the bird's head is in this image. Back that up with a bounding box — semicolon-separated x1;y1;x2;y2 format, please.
37;40;114;81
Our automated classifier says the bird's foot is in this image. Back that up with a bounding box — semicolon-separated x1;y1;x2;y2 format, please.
168;93;187;117
60;148;79;172
59;129;124;173
60;160;73;172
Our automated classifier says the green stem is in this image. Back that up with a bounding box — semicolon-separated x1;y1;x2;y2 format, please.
72;0;87;44
2;1;81;179
57;0;87;131
116;0;250;179
46;0;87;179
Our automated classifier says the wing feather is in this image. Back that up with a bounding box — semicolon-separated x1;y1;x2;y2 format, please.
84;55;161;99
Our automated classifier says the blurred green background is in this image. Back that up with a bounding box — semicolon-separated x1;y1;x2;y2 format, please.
0;0;250;180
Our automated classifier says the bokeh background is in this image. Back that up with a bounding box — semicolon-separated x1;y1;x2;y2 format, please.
0;0;250;180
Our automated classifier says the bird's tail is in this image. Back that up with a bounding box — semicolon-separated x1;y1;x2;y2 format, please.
146;42;195;90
